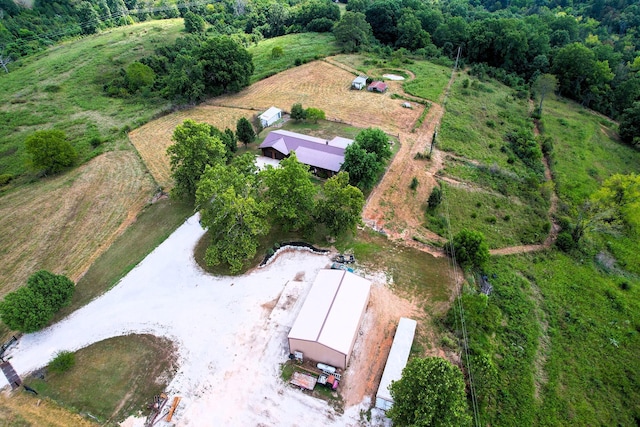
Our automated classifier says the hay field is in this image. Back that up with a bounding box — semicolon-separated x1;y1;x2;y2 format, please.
129;106;256;189
131;61;422;187
0;151;155;295
212;60;421;133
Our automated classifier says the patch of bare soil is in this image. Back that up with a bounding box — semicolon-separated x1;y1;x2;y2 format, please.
341;282;419;407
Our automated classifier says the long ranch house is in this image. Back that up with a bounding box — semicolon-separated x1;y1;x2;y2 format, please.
259;130;353;176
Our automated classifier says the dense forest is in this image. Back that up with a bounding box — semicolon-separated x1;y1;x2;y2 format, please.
2;0;640;137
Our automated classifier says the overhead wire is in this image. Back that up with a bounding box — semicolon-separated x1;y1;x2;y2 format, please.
439;45;481;427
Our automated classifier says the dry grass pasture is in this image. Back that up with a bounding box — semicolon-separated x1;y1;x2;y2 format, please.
130;60;423;188
0;151;155;295
211;60;421;133
0;392;97;427
128;106;256;189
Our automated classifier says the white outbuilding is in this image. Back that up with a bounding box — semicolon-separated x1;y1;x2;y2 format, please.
259;106;283;127
352;75;368;90
288;269;371;369
375;317;417;411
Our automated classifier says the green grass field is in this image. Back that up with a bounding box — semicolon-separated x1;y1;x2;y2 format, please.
541;97;639;207
431;183;550;247
30;334;177;424
438;72;532;172
403;61;452;101
464;252;640;426
248;33;339;83
0;19;184;180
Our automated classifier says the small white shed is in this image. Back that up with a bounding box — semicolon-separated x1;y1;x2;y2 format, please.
352;76;367;90
375;317;417;411
259;106;282;127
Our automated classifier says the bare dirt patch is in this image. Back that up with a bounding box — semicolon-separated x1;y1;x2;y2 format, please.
0;151;155;296
341;281;419;407
129;106;255;189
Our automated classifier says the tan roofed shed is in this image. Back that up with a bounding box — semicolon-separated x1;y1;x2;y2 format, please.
288;270;371;369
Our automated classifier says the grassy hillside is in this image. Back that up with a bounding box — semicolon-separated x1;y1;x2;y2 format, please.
435;71;640;425
0;19;184;180
248;32;339;83
432;72;551;248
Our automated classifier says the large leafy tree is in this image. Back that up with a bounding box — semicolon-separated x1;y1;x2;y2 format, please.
260;153;317;231
618;101;640;146
184;11;205;33
0;270;75;333
316;172;364;237
199;36;254;96
445;229;490;270
333;11;373;53
396;13;431;51
167;119;226;200
342;143;380;190
388;357;471;427
25;130;77;176
354;127;392;162
365;0;401;45
552;43;613;106
196;157;269;273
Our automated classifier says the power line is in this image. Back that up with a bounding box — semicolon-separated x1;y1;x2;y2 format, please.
439;47;481;427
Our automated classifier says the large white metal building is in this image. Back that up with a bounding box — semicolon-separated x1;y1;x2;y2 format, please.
375;317;417;411
287;269;371;369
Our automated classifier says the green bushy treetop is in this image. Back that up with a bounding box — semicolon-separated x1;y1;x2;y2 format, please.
25;130;77;176
388;357;471;427
236;117;256;148
0;270;75;333
445;228;490;270
315;172;365;237
167;119;226;200
260;153;317;231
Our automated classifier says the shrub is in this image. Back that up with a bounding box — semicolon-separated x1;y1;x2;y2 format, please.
445;229;489;270
0;174;13;186
271;46;284;58
410;177;419;190
89;136;103;148
555;231;575;252
486;120;496;128
503;214;511;221
428;186;442;209
294;57;303;66
485;216;497;224
290;103;306;121
0;270;75;332
48;351;75;374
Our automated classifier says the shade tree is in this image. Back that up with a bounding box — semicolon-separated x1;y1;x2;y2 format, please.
388;357;471;427
315;172;365;237
167;119;226;200
259;153;317;231
25;130;77;176
196;158;269;273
